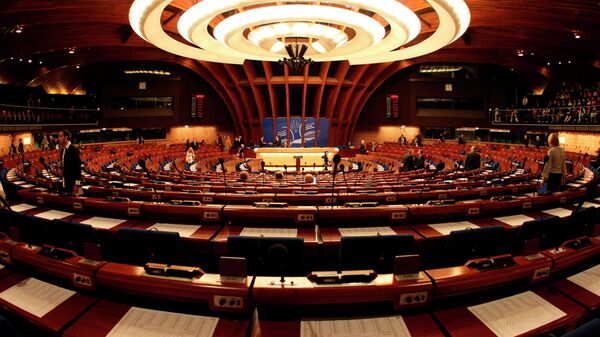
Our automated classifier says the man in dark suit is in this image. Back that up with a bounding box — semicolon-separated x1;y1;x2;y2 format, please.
464;145;481;171
401;150;415;171
58;130;81;194
414;150;425;170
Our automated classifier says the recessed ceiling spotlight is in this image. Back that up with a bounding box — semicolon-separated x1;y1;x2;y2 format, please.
19;58;22;62
39;61;42;64
558;61;562;65
573;31;581;39
13;25;24;34
76;65;80;69
68;48;76;54
27;59;32;63
568;60;571;64
547;62;550;66
530;52;534;56
516;49;524;57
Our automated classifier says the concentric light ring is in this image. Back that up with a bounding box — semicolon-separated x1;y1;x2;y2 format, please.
129;0;470;64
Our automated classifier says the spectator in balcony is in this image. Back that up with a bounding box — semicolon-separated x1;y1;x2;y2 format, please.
465;146;481;171
510;108;519;123
359;140;367;154
541;133;565;192
41;135;49;151
17;139;24;154
398;134;407;145
494;108;501;122
185;147;195;164
414;150;425;170
9;139;16;158
57;129;82;194
457;134;465;145
401;150;414;172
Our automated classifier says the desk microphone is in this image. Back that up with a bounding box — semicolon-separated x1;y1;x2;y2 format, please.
218;157;227;193
417;162;445;204
138;159;160;203
268;243;289;284
283;164;287;182
261;161;266;186
354;162;362;188
39;157;55;191
339;163;349;194
331;154;341;208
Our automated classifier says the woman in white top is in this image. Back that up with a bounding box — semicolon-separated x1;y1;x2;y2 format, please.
541;133;567;192
185;147;195;164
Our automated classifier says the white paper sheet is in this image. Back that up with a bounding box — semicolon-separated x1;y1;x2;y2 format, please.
148;223;201;238
542;208;573;218
428;221;480;235
239;227;298;237
301;315;411;337
106;306;219;337
338;227;397;237
468;291;566;337
80;217;127;230
12;181;26;185
20;184;35;188
11;203;36;212
35;210;73;220
580;202;597;209
0;277;75;318
494;214;535;227
568;264;600;297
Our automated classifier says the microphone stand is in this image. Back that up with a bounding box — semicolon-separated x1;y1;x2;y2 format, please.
340;164;349;194
331;154;341;209
39;157;55;191
416;162;445;205
139;160;161;204
354;162;361;188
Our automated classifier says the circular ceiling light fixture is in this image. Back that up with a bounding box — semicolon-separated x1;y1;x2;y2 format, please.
129;0;470;65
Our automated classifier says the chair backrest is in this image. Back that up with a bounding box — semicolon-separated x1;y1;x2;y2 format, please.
443;226;507;267
339;234;415;273
48;219;98;256
117;228;184;266
516;216;562;253
0;314;22;337
12;212;46;246
562;318;600;337
568;206;597;239
227;236;304;276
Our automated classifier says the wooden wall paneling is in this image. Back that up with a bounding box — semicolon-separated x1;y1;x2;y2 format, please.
262;61;279;141
301;64;309;147
313;62;331;146
323;61;350;145
284;63;291;143
242;61;268;132
343;62;395;144
223;63;257;142
201;62;248;139
331;64;369;145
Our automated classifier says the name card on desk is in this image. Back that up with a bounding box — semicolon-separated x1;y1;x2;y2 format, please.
494;214;535;227
11;203;36;212
106;307;218;337
468;291;566;337
147;223;201;238
568;264;600;297
301;315;411;337
0;277;75;318
239;228;297;237
428;221;479;235
80;217;127;230
338;227;395;237
543;208;573;218
35;210;73;220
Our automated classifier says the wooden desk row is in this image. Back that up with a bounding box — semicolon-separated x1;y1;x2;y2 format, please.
14;187;589;226
0;253;599;337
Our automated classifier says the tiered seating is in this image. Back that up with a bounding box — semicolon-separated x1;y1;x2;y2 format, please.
0;141;599;336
